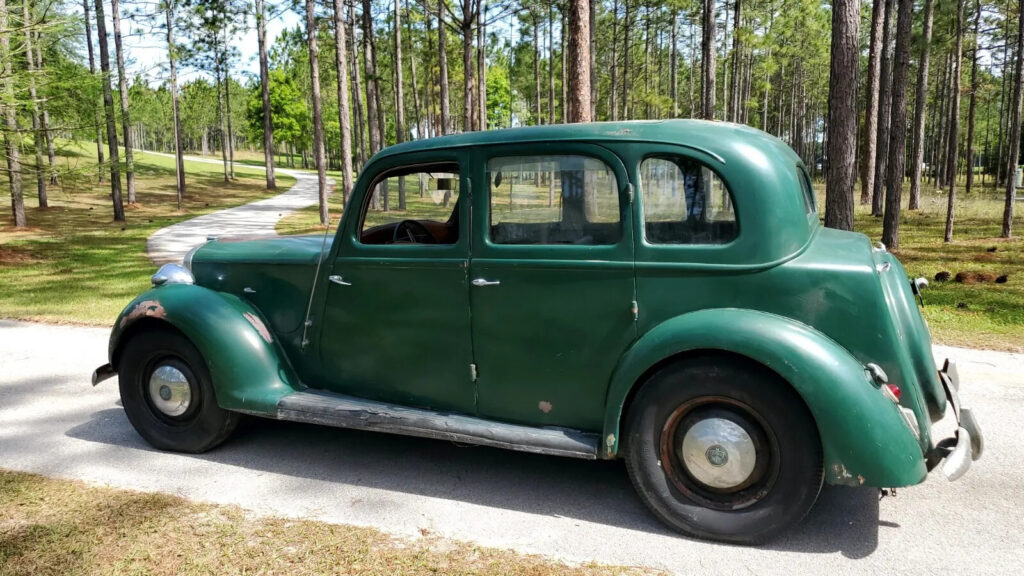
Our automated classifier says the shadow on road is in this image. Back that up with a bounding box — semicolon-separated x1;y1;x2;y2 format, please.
64;399;882;558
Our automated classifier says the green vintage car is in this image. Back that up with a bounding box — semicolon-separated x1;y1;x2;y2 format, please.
94;120;982;543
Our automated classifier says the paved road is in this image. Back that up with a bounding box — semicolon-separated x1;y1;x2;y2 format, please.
2;320;1022;575
143;152;330;264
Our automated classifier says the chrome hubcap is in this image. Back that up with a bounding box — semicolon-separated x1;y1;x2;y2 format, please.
680;417;757;489
148;364;191;417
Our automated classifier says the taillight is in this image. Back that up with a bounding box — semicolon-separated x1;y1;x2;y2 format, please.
882;383;902;403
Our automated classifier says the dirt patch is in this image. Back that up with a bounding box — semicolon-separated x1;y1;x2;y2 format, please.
0;246;40;264
955;271;999;284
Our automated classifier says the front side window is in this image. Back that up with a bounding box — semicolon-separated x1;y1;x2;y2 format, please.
640;157;737;245
487;155;620;245
359;164;460;245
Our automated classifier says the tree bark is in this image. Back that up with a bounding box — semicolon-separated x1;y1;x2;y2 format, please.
478;1;486;130
609;1;618;120
83;0;104;182
1003;0;1024;237
350;3;366;168
944;0;965;242
861;0;884;205
567;0;591;123
670;11;678;117
588;0;596;120
881;0;914;248
33;26;57;185
548;5;555;124
824;0;859;231
332;0;353;203
166;1;186;208
306;0;329;225
94;0;125;221
1;0;25;225
438;0;451;134
729;0;743;122
22;0;46;207
257;0;276;190
700;0;716;120
363;0;382;153
907;0;934;210
965;0;981;197
394;0;406;209
111;0;135;203
871;0;895;217
215;62;228;182
621;2;629;118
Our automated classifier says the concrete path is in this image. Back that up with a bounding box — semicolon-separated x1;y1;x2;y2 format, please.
143;152;330;264
2;320;1022;575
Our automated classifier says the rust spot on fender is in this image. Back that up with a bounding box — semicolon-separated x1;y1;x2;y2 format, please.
538;401;552;414
243;312;273;343
119;300;166;329
605;433;616;458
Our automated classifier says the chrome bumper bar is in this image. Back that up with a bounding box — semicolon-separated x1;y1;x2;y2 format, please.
927;359;984;481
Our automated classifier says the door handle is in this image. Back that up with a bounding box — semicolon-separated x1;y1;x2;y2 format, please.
328;275;352;286
471;278;500;287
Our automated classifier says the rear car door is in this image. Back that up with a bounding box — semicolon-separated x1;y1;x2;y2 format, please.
468;143;636;431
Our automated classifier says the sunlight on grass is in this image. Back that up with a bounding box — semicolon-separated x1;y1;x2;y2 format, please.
0;469;654;576
0;145;294;325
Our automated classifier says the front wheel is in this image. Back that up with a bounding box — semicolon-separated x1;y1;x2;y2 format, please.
623;357;823;544
118;328;239;453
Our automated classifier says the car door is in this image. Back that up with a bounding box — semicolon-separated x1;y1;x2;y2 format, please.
316;152;476;414
468;143;636;431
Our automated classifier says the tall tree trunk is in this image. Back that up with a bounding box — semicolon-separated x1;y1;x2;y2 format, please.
363;0;381;153
166;0;186;208
824;0;859;231
670;11;679;117
333;0;353;203
861;0;884;205
700;0;716;119
394;0;406;209
22;0;46;207
561;7;567;122
588;0;596;120
691;18;697;117
610;3;618;120
871;0;895;217
881;0;914;248
1003;0;1024;237
730;0;743;122
908;0;934;210
478;1;486;130
945;0;965;242
548;5;555;124
83;0;104;182
462;0;475;131
111;0;135;204
222;44;236;180
621;2;629;118
438;0;451;134
567;0;591;123
1;0;25;225
215;62;228;182
965;0;981;197
306;0;329;225
997;0;1013;185
350;4;366;168
257;0;276;190
94;0;125;221
33;27;56;185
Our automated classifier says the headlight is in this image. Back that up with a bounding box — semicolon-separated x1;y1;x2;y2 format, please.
151;263;194;286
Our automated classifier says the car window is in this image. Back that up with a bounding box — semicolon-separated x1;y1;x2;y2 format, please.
359;164;460;245
798;166;816;214
640;156;737;245
487;155;620;245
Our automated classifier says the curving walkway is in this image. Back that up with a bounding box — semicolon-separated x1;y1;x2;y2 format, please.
144;152;332;264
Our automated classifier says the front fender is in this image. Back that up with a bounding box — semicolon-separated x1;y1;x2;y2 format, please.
602;308;927;487
109;284;302;414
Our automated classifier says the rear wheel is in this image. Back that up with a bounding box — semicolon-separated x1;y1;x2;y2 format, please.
623;356;823;544
118;329;239;453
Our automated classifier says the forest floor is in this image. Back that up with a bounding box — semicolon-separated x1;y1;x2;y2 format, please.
0;144;295;325
278;179;1024;352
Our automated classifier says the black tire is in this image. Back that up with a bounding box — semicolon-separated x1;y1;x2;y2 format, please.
118;328;239;453
623;356;823;544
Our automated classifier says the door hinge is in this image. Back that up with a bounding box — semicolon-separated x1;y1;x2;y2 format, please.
631;300;639;321
470;363;478;382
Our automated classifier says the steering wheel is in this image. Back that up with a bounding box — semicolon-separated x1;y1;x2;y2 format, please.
392;220;437;244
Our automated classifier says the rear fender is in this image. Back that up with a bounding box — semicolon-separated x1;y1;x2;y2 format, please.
108;284;302;414
603;308;928;487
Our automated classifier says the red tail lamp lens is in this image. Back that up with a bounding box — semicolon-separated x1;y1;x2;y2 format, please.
883;384;902;402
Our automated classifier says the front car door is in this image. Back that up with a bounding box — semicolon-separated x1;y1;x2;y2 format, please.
468;143;636;431
316;151;476;414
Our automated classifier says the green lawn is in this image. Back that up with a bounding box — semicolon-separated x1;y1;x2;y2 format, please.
0;144;294;325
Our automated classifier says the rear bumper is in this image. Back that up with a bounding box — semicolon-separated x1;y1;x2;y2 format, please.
926;360;984;481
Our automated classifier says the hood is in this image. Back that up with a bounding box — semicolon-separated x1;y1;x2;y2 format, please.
190;234;333;266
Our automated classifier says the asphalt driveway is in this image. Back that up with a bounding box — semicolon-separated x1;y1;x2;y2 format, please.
1;319;1022;574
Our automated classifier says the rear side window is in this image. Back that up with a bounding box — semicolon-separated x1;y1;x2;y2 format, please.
640;156;737;245
487;155;621;245
798;167;816;214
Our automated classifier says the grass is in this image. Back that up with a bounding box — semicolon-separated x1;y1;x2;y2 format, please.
0;144;294;325
0;469;655;576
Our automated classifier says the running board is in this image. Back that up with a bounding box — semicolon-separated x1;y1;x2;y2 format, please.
276;390;599;459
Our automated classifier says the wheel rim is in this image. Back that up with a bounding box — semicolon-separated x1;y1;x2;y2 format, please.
660;397;780;511
147;363;193;418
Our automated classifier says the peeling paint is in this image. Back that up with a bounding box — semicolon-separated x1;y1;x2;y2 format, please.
119;299;166;329
243;312;273;343
538;401;552;414
605;433;616;457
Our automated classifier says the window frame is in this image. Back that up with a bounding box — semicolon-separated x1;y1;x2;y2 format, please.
354;161;463;247
637;153;741;247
